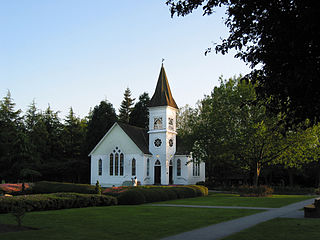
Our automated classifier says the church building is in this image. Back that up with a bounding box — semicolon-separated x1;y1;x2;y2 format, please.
89;65;205;186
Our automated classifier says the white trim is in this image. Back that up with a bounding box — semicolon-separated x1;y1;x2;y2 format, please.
88;122;144;156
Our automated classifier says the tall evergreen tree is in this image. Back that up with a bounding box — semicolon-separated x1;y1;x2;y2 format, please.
0;91;26;181
22;100;44;181
85;100;117;154
129;92;150;128
118;88;135;124
40;106;64;181
62;107;88;182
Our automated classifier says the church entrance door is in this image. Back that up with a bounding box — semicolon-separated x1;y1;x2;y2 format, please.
169;166;173;185
154;166;161;185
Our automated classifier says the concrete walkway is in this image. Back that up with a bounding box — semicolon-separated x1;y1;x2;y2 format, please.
160;197;317;240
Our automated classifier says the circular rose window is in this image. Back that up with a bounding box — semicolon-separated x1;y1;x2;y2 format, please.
154;138;162;147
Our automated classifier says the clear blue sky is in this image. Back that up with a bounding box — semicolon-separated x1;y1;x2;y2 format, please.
0;0;251;119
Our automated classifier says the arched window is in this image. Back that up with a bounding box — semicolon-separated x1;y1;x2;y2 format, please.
110;154;113;176
115;153;119;176
155;159;161;166
120;153;124;176
177;159;181;176
193;162;200;176
147;158;150;176
132;158;136;176
98;159;102;176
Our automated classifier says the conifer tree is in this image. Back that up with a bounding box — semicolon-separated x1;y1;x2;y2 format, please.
129;92;150;128
118;88;135;124
0;91;25;181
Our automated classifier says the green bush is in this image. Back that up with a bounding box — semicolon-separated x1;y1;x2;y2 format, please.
236;185;273;197
0;193;117;213
272;186;316;195
31;181;97;194
170;187;197;198
103;185;207;205
117;189;145;205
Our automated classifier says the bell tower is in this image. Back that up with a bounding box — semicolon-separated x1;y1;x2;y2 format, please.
148;64;178;185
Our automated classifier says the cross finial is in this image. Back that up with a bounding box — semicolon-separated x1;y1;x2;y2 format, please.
161;58;165;66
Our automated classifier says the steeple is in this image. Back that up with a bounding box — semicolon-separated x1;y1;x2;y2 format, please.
149;64;178;109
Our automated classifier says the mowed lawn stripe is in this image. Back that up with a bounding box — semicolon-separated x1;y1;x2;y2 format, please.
0;205;262;240
157;193;316;208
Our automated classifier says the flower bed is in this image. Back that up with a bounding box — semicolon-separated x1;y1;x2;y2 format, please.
0;183;31;195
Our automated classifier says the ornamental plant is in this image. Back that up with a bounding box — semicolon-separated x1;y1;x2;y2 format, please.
95;180;102;195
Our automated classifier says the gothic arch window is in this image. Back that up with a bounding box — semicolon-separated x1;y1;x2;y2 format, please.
120;153;124;176
147;158;150;176
154;117;162;129
168;117;174;130
155;159;161;166
169;160;173;166
110;154;113;176
132;158;136;176
98;159;102;176
115;153;119;176
193;162;200;176
177;159;181;176
110;148;124;177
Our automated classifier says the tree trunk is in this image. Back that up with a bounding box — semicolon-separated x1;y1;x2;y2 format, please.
288;169;294;187
253;162;261;186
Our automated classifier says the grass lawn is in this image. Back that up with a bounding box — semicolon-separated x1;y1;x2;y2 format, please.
223;217;320;240
157;193;316;208
0;205;262;240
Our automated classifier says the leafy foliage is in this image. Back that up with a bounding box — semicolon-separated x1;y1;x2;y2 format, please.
167;0;320;128
178;76;320;186
86;100;117;154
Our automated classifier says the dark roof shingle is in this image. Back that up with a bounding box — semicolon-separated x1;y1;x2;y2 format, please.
118;122;151;154
149;65;178;109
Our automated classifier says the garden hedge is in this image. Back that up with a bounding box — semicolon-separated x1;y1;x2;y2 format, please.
30;181;97;194
0;193;117;213
236;185;274;197
103;185;208;205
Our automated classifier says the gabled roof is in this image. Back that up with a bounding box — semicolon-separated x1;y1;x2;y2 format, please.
89;122;189;157
117;122;151;154
149;65;178;109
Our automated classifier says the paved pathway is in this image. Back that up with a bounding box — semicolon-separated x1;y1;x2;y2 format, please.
159;197;317;240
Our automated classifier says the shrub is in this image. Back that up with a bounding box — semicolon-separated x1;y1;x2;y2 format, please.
187;185;208;196
0;193;117;213
95;181;102;195
31;181;96;194
236;185;273;197
117;189;145;205
272;186;316;195
104;185;207;205
170;187;197;198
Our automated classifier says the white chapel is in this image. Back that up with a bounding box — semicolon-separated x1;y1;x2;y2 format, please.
89;65;205;187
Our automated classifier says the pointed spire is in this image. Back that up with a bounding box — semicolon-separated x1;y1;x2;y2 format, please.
149;65;178;109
